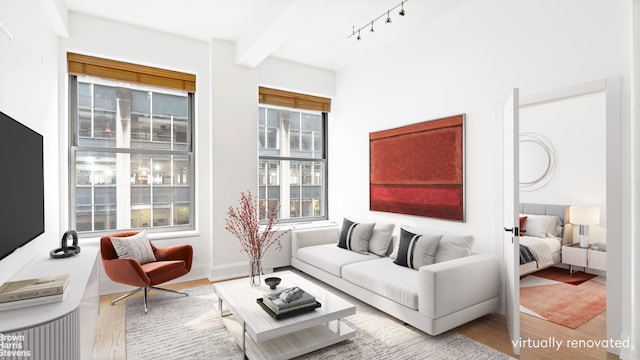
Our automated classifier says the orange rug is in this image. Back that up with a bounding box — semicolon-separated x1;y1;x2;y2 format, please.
520;280;606;329
528;266;597;286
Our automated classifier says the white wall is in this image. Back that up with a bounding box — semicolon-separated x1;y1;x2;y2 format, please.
332;0;630;257
0;1;61;285
209;40;335;280
520;92;607;244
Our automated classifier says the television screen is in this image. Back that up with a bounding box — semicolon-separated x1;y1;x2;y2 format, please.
0;111;45;260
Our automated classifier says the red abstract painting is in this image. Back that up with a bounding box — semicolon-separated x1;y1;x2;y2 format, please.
370;114;465;221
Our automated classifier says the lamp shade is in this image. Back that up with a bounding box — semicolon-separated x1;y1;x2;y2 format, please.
570;206;600;225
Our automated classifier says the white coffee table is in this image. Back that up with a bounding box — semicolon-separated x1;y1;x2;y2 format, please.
213;270;356;360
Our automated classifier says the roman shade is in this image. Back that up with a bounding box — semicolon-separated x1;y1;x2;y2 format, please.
67;52;196;92
259;86;331;112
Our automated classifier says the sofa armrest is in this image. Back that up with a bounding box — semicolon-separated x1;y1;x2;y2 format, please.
291;226;340;258
418;253;500;318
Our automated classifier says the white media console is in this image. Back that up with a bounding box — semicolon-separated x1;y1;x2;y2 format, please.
0;246;99;360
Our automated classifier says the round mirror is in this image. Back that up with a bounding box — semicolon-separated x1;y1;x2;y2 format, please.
519;132;556;191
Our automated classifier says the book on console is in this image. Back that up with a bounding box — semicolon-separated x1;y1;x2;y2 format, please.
262;287;316;314
0;274;70;303
0;286;70;312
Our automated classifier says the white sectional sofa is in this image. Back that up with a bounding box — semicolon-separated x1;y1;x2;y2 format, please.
290;224;500;336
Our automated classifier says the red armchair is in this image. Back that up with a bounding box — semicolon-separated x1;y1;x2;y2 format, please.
100;231;193;313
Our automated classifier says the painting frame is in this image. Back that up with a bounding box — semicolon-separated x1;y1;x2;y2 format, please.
369;114;465;221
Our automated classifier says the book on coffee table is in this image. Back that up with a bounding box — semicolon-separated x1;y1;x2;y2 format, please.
263;287;316;312
258;287;321;318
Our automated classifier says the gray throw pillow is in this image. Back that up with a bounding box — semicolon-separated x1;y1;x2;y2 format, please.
435;234;474;263
337;218;375;253
110;231;156;264
368;222;395;256
393;228;442;269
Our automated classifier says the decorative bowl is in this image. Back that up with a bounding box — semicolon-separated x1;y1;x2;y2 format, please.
265;277;281;289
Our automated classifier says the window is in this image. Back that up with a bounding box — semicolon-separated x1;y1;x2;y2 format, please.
68;53;195;235
258;87;330;223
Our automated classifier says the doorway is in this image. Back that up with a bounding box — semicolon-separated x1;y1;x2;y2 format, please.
502;77;622;357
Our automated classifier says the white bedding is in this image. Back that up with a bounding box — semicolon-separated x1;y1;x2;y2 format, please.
519;235;561;275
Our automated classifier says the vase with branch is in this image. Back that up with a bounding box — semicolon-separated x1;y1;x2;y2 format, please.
225;190;289;286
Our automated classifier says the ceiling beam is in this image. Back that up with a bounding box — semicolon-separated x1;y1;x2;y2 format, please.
39;0;69;37
235;0;308;68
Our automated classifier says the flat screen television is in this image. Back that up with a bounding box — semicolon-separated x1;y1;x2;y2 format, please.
0;111;45;260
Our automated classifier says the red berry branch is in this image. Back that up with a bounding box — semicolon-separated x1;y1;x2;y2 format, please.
225;190;290;261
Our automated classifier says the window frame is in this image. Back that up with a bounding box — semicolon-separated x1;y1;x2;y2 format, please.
68;75;196;237
258;104;329;224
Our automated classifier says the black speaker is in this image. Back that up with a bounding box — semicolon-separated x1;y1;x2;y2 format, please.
50;230;81;259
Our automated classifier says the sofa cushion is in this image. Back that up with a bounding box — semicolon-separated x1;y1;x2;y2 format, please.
338;218;375;253
342;258;419;309
435;234;474;263
368;222;395;256
394;228;442;269
393;226;474;263
296;244;379;277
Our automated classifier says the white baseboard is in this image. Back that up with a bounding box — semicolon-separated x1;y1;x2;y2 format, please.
209;261;275;282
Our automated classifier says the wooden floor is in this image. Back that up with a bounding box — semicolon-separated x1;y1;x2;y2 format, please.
93;278;618;360
456;310;618;360
92;279;211;360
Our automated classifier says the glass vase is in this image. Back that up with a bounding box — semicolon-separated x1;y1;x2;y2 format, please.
249;258;262;287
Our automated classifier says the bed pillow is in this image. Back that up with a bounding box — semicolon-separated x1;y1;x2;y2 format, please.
368;222;395;256
522;214;561;238
519;216;528;233
337;218;375;253
110;231;156;264
393;228;442;269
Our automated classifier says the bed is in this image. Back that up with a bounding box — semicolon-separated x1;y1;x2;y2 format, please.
518;203;572;276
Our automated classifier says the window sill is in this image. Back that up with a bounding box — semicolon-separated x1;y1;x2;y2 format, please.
270;220;337;231
80;229;201;246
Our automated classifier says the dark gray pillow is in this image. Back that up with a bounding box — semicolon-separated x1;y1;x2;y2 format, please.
393;228;442;269
337;218;375;253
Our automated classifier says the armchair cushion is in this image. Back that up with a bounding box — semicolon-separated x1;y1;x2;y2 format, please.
110;231;156;264
141;260;187;281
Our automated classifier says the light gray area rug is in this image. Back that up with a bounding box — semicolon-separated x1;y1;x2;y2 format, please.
126;273;514;360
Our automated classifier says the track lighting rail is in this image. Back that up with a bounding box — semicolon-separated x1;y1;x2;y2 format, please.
348;0;408;41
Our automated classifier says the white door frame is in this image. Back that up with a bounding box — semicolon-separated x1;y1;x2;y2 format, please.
518;77;623;356
630;0;640;358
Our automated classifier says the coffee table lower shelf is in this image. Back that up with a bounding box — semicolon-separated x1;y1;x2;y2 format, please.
222;316;355;360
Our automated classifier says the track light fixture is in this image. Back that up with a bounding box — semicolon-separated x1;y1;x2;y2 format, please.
348;0;408;41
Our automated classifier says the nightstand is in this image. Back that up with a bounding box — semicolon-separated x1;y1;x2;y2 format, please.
562;242;607;273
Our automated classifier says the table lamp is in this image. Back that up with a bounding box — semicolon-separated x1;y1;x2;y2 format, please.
569;206;600;248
